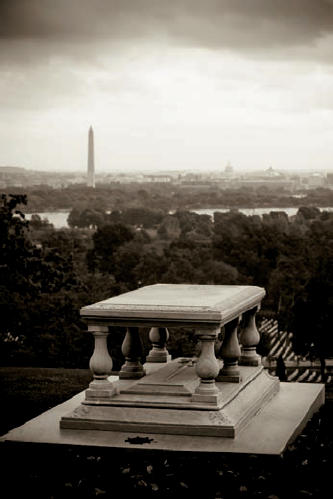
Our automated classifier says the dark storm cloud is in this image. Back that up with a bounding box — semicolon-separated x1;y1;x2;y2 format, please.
1;0;333;61
0;0;162;40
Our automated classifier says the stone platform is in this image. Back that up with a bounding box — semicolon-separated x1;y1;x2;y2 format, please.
60;360;280;438
1;380;324;457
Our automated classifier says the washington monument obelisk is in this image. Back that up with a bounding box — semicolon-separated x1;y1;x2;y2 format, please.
87;126;95;188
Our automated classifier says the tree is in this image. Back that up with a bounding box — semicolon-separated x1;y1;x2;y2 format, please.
201;260;238;285
133;250;167;286
112;242;142;288
79;208;107;228
291;238;333;375
29;214;53;230
88;223;134;273
297;206;321;221
268;255;310;331
0;194;33;296
0;194;88;367
195;221;212;238
67;207;107;228
67;207;81;228
157;224;169;239
160;215;180;237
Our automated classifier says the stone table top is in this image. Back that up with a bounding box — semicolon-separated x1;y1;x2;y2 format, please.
80;284;265;328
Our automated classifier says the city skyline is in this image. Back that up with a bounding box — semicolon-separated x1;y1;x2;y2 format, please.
1;1;333;173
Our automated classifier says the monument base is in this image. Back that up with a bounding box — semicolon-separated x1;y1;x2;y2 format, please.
1;382;324;457
60;358;280;438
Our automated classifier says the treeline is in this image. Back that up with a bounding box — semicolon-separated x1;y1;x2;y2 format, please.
2;183;333;213
1;194;333;369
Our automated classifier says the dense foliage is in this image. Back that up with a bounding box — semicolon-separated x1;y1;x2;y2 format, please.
2;183;333;213
1;190;333;369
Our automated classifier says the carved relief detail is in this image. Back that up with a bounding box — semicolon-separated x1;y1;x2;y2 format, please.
73;405;90;418
208;412;232;425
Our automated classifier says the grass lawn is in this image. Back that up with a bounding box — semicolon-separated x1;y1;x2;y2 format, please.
0;366;92;435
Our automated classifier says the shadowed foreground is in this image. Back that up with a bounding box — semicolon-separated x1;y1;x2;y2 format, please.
1;369;332;498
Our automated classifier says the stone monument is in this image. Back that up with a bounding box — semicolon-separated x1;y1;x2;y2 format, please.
59;284;324;445
87;126;95;188
1;284;325;456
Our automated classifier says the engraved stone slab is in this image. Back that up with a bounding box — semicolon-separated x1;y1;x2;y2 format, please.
121;358;199;396
81;284;265;327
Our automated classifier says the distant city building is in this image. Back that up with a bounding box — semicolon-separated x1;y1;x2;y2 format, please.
142;174;172;183
265;167;280;178
234;179;294;191
0;166;26;175
87;126;95;188
0;166;27;188
308;173;325;189
327;173;333;186
224;161;234;174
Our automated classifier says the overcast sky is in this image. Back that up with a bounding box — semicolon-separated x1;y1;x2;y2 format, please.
1;0;333;173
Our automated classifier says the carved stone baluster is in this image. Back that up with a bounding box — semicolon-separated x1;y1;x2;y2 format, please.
192;329;222;406
217;317;242;382
85;324;117;401
119;326;146;379
239;306;261;366
146;327;171;363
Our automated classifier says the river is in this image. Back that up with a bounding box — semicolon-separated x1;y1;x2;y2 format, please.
26;211;70;229
26;207;333;229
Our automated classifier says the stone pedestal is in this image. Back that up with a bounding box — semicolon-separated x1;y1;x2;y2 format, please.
0;284;326;458
119;327;146;380
192;331;222;406
56;285;324;447
217;318;242;383
85;325;117;401
2;381;324;457
146;327;171;363
61;358;280;437
239;307;261;366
